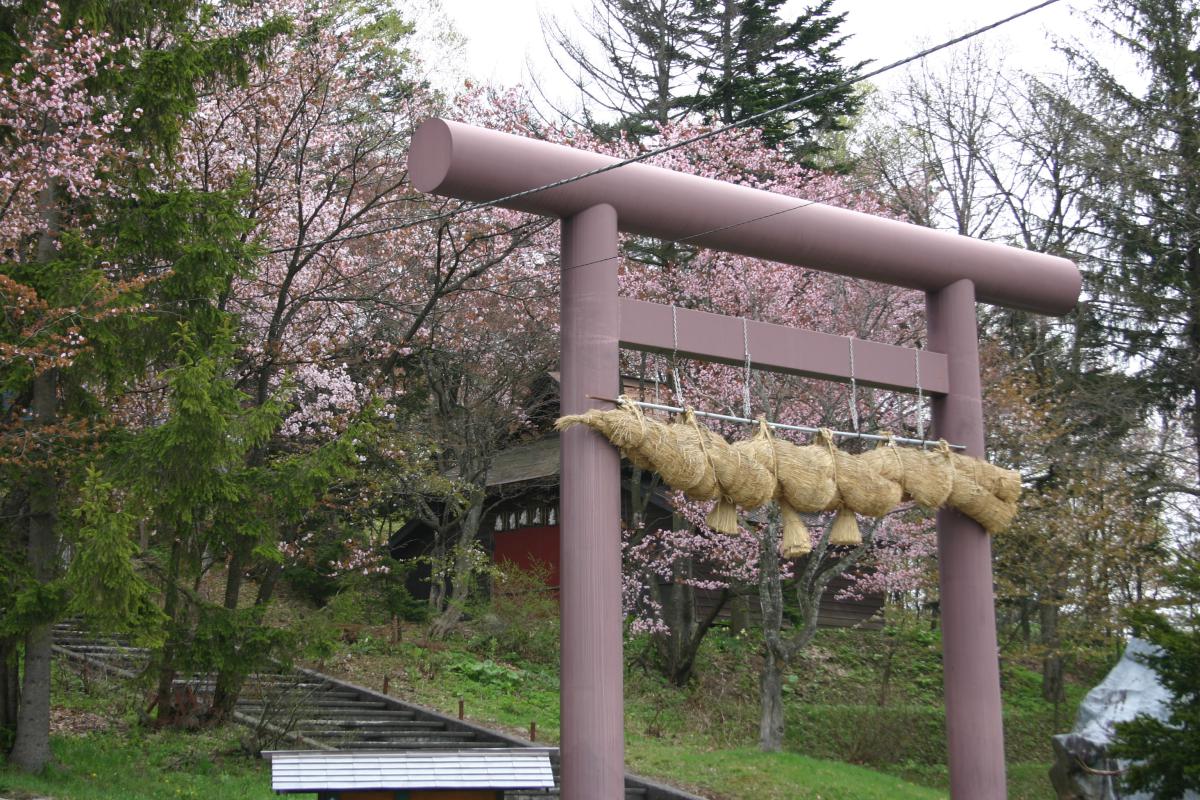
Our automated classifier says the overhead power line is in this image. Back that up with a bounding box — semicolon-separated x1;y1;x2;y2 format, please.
267;0;1064;256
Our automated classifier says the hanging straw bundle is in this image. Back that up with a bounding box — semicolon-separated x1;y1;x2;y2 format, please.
861;439;955;509
667;411;776;533
707;440;775;534
557;398;1021;537
555;400;662;472
827;508;862;546
736;420;811;552
736;424;837;514
946;454;1022;533
713;432;775;510
661;409;720;501
815;430;900;547
779;502;812;557
825;450;903;518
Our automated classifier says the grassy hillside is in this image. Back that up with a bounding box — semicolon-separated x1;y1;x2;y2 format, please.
0;668;274;800
311;603;1098;800
1;577;1104;800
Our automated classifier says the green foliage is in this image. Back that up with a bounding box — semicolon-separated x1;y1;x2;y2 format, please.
0;573;69;640
628;744;945;800
467;561;560;665
64;468;164;644
1110;554;1200;799
0;727;275;799
682;0;863;157
112;329;281;534
185;605;297;678
324;589;371;626
447;655;525;691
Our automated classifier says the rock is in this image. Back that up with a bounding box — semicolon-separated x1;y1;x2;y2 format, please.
1049;638;1198;800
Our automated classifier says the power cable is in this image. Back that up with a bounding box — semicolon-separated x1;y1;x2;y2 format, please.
267;0;1064;255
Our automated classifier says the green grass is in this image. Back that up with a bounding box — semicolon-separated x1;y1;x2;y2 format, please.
312;615;1089;800
0;663;276;800
628;742;946;800
0;728;275;800
2;594;1092;800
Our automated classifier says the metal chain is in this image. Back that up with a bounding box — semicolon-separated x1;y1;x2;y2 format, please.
847;336;860;433
653;353;663;405
914;348;925;441
742;318;753;418
671;305;684;407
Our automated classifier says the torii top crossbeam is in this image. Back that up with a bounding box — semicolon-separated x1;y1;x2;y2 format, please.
411;118;1079;315
408;118;1082;800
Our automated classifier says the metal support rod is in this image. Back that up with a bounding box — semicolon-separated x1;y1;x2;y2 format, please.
587;395;965;450
927;279;1007;799
559;204;623;800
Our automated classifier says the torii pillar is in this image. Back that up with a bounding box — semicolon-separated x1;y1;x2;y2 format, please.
558;204;624;800
409;118;1081;800
928;279;1006;796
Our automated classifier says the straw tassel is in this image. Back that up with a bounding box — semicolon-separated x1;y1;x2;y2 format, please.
706;499;739;534
828;508;862;546
780;502;812;557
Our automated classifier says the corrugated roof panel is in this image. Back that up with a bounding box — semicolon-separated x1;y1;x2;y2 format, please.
268;749;556;792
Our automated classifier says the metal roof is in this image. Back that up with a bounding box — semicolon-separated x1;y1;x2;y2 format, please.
485;435;560;487
266;748;557;793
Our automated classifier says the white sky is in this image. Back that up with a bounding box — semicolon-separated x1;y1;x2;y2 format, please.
432;0;1109;103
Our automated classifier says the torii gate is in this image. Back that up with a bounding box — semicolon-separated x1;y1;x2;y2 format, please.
409;119;1081;800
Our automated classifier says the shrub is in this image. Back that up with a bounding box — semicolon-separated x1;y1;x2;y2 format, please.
469;561;560;665
448;655;525;691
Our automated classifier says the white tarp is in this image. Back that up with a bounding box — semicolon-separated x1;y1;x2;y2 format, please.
1050;638;1197;800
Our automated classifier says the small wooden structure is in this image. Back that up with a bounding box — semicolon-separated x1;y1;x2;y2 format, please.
267;748;556;800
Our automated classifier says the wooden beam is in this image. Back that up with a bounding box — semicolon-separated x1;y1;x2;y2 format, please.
618;298;949;395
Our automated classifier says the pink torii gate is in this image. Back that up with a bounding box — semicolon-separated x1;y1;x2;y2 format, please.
409;119;1081;800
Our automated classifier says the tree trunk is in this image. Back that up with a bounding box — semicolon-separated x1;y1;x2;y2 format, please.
10;166;62;774
154;535;192;728
1019;597;1032;645
757;514;786;752
759;644;785;752
0;636;20;752
208;542;250;722
431;497;484;638
255;562;282;606
655;577;728;687
1040;596;1064;704
9;368;59;773
718;0;735;124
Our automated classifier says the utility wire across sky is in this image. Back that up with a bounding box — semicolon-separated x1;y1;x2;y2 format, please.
274;0;1063;255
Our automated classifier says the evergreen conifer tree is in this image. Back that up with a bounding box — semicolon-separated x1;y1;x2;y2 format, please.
681;0;863;158
1110;554;1200;799
1067;0;1200;481
0;0;282;770
544;0;861;157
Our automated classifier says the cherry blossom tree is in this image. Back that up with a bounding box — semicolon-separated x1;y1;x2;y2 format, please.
521;120;938;742
158;4;560;715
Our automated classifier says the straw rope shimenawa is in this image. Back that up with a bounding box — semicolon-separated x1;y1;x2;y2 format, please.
737;420;811;556
554;397;1022;541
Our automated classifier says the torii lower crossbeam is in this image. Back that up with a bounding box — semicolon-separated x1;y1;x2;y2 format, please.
620;298;949;394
